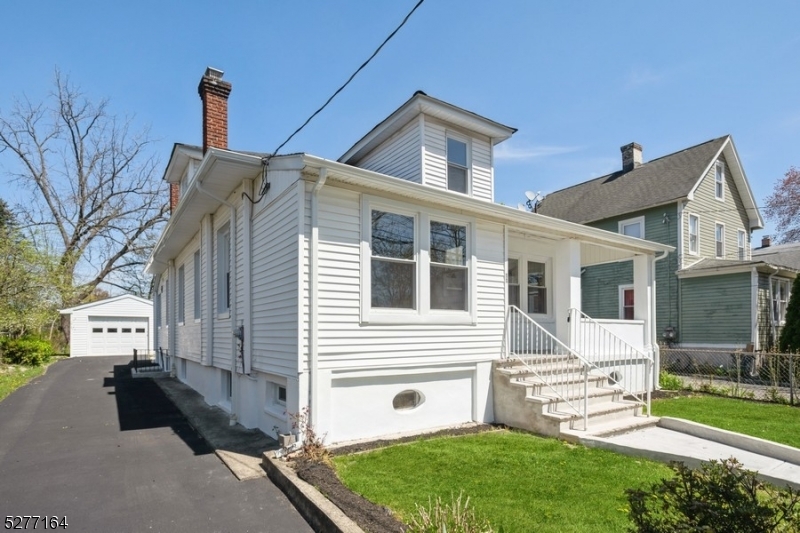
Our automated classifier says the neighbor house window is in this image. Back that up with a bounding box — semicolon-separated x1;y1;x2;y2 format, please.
715;161;725;200
193;251;201;320
178;264;185;324
688;215;699;255
371;210;416;309
715;223;725;258
507;258;520;308
446;136;468;194
217;223;231;313
620;286;635;320
429;221;468;311
773;279;791;325
738;230;746;260
527;261;547;314
619;216;644;239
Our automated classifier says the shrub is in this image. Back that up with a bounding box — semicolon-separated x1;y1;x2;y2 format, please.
408;492;497;533
0;336;54;366
658;371;685;391
627;458;800;533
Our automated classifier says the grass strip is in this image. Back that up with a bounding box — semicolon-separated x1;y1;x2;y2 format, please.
652;393;800;449
333;430;670;533
0;364;47;402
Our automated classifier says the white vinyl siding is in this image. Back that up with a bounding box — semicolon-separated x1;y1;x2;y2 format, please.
422;118;493;202
175;235;202;362
177;265;185;324
251;184;300;375
212;208;233;369
217;222;231;313
193;251;201;320
355;118;422;183
315;187;504;371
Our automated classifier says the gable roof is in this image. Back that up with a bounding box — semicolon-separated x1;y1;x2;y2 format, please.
339;91;517;165
60;294;153;315
537;135;764;230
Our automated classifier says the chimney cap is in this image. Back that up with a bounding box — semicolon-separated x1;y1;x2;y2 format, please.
620;142;643;152
204;67;224;80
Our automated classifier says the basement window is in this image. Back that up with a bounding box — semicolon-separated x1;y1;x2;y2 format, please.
393;390;425;411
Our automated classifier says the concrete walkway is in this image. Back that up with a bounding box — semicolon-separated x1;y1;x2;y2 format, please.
579;417;800;490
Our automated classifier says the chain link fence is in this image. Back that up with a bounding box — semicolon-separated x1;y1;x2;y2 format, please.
660;348;800;405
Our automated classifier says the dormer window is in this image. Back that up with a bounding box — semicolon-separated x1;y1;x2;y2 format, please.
715;161;724;200
446;136;469;194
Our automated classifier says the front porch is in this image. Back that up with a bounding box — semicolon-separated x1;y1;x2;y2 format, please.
496;230;663;438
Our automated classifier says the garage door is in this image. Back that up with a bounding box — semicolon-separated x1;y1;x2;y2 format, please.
88;317;149;356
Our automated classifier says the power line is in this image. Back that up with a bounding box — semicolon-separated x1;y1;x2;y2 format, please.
269;0;425;159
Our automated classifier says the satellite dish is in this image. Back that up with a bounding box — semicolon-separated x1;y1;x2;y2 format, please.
517;203;527;211
525;190;537;201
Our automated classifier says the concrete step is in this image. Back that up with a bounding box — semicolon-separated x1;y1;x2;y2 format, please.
560;415;660;443
527;386;621;411
541;399;642;432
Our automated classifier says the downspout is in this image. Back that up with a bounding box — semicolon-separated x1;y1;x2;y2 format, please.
309;167;327;429
196;179;240;425
652;249;670;389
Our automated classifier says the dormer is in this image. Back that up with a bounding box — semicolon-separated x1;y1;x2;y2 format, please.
339;92;516;202
163;143;203;212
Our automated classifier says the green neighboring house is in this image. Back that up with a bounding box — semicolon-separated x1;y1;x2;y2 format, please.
538;136;796;350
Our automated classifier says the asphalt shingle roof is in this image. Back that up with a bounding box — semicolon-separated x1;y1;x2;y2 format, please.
753;242;800;271
536;136;729;224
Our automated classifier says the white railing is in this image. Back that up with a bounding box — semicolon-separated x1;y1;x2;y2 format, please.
504;306;589;429
568;308;652;414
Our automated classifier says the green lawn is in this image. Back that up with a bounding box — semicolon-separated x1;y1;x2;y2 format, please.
0;363;48;401
651;393;800;449
333;430;671;533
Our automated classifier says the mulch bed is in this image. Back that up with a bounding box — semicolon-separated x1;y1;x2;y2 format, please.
291;423;498;533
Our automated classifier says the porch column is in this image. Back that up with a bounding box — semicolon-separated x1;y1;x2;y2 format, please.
632;254;654;351
554;239;581;343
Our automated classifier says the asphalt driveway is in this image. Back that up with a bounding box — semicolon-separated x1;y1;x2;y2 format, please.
0;357;312;532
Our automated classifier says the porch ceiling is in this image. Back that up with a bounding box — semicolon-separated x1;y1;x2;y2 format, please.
580;242;645;267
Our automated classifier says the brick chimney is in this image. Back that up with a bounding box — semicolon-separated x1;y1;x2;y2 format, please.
198;67;232;154
621;142;643;172
762;235;771;248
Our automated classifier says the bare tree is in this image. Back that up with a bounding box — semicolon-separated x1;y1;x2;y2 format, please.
0;71;168;338
764;166;800;244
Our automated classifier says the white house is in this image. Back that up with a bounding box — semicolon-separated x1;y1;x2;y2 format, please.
145;68;672;444
59;294;153;357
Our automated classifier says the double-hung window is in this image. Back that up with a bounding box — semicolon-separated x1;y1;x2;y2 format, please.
446;136;469;194
217;223;231;314
178;265;185;324
737;230;746;260
193;251;201;320
619;216;644;239
507;259;520;308
620;286;635;320
430;221;467;310
715;161;725;200
773;279;791;325
715;223;725;258
688;215;699;255
370;210;416;309
364;198;474;323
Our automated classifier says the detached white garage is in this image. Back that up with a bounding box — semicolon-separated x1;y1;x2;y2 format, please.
60;295;153;357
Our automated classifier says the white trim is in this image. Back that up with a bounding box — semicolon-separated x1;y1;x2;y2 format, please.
618;284;635;320
445;131;471;196
737;229;747;261
714;160;725;201
750;267;759;350
360;194;477;325
677;201;685;269
714;221;725;259
618;216;645;239
688;213;699;256
60;294;152;315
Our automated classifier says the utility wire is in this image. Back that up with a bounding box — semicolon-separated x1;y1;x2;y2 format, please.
270;0;425;158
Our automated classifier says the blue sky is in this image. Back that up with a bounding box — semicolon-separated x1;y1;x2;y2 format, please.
2;0;799;241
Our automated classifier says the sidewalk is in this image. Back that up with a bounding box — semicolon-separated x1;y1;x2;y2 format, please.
580;417;800;490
